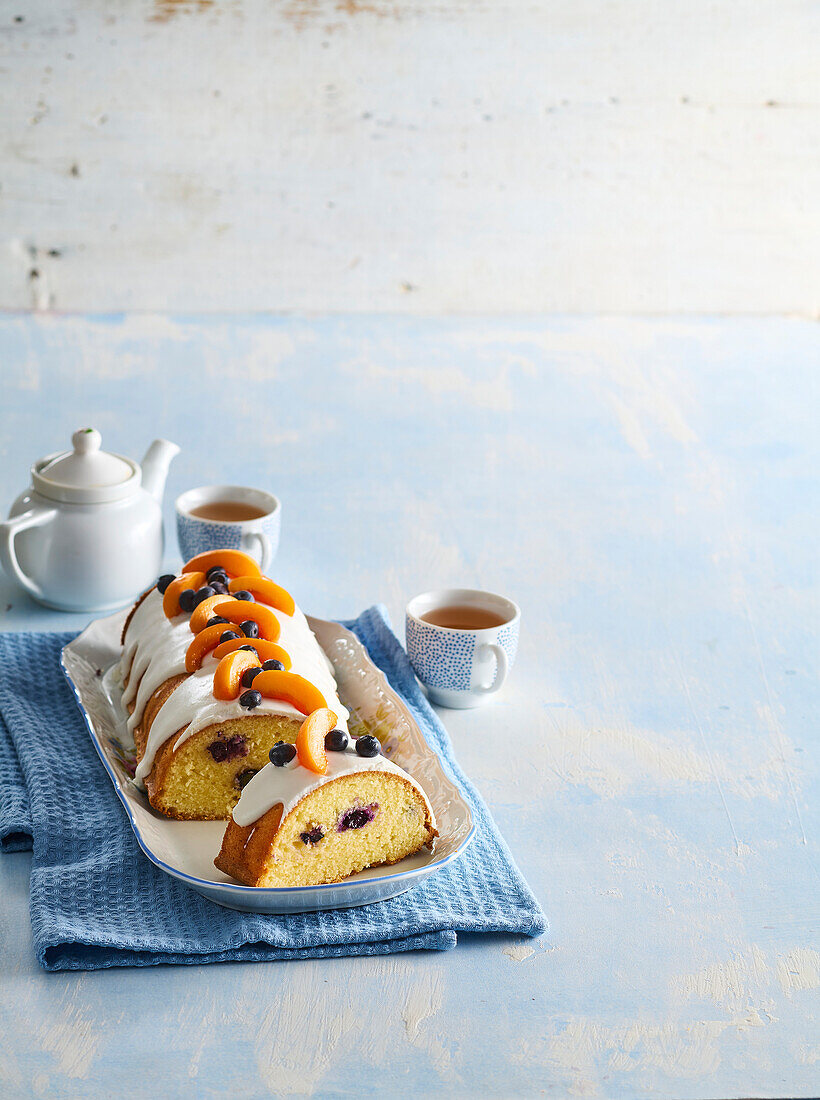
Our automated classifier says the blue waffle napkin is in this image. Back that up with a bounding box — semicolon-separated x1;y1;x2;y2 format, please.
0;606;546;971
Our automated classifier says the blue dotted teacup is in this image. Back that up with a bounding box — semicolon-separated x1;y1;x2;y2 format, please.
405;588;520;708
176;485;281;571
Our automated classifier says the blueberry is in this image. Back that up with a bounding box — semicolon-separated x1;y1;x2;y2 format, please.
178;588;196;613
241;666;262;688
325;729;349;752
300;826;324;845
206;565;226;580
210;581;230;595
239;689;262;710
234;768;258;790
206;740;228;762
233;590;254;602
338;805;376;831
269;741;297;766
355;735;380;758
156;573;175;594
238;644;257;652
207;615;230;628
192;585;216;606
219;630;240;644
262;658;285;672
225;734;248;761
240;619;259;638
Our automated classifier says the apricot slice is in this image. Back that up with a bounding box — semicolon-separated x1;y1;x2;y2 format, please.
162;572;206;618
212;637;292;670
228;576;295;617
189;594;235;635
213;650;261;701
208;599;281;642
185;623;244;673
296;708;338;775
252;670;327;716
181;550;261;579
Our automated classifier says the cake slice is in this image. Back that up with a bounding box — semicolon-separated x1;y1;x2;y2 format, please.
118;550;349;820
215;709;437;887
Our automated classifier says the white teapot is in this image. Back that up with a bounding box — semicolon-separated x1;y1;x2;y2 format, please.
0;429;180;612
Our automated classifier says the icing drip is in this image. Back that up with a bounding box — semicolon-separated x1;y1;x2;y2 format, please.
125;616;191;728
232;746;434;829
121;592;162;685
121;594;189;709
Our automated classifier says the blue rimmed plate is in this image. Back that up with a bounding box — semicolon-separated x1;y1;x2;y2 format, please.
60;610;474;913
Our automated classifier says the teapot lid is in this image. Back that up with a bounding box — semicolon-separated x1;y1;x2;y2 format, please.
34;429;140;503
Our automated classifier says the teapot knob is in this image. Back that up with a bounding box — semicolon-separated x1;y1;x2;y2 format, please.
72;427;102;455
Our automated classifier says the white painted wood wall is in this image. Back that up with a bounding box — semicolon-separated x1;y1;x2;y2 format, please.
2;0;817;315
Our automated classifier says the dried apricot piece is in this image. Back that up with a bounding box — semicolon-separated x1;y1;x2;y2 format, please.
252;670;327;715
182;550;262;579
213;650;261;701
228;576;295;617
162;572;206;618
185;623;242;672
209;599;281;642
296;708;338;775
211;637;292;669
189;594;235;634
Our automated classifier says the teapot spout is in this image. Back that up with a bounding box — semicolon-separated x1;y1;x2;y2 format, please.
141;439;180;503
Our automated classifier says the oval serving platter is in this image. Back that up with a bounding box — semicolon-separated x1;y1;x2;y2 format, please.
60;610;474;914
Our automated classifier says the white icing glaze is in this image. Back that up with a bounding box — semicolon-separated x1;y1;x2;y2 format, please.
123;584;349;784
121;591;166;690
122;598;191;724
232;745;435;829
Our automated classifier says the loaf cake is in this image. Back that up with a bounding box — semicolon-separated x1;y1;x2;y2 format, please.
215;709;438;887
119;549;349;820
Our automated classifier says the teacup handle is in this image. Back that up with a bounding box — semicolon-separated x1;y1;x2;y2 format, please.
474;643;509;694
0;505;57;602
242;530;272;572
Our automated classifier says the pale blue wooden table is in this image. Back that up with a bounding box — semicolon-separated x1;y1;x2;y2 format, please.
0;315;817;1099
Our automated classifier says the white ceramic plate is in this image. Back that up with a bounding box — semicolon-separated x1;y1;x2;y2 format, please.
60;610;475;913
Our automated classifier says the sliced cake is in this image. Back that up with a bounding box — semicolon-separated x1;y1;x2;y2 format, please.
215;709;438;887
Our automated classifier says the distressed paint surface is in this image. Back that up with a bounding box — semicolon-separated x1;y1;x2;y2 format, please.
1;1;818;314
0;314;818;1098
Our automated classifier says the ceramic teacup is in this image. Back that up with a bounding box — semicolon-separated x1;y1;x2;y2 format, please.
405;588;520;708
176;485;281;572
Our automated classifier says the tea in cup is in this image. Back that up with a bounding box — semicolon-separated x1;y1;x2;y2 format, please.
176;485;281;571
405;588;520;708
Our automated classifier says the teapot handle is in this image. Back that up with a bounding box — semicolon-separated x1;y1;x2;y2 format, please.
0;504;57;602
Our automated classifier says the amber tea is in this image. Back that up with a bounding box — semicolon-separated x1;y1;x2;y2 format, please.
190;501;269;522
420;605;508;630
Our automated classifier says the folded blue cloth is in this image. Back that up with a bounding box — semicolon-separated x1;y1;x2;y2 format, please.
0;606;546;970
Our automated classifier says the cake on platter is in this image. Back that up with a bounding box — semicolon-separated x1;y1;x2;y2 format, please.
215;708;438;888
119;549;349;820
